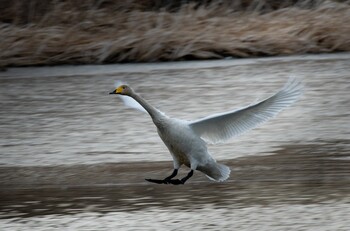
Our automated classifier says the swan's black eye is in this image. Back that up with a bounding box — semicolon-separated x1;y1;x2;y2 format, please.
122;86;126;90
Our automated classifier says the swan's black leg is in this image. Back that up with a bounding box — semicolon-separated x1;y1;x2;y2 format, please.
145;169;178;184
164;169;178;182
167;169;194;185
181;169;194;184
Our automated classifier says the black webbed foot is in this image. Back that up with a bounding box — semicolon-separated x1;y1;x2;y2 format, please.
166;179;184;185
145;178;166;184
145;178;184;185
145;169;193;185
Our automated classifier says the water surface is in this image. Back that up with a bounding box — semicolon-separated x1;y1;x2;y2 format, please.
0;53;350;230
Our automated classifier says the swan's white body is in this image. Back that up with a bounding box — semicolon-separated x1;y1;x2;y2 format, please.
155;117;230;181
111;78;303;183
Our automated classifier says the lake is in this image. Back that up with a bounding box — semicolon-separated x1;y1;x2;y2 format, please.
0;53;349;230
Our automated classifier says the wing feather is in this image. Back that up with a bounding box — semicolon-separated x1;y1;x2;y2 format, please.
114;80;147;113
117;95;147;113
189;78;303;144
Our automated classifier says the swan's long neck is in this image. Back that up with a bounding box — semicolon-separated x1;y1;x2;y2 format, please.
130;92;164;122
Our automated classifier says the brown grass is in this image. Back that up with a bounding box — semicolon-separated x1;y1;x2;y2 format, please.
1;0;350;66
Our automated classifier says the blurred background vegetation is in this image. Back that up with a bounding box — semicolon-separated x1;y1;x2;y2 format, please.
0;0;349;66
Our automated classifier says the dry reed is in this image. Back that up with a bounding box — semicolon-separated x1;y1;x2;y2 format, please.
0;0;350;66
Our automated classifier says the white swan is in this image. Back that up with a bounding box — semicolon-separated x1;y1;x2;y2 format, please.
109;78;303;185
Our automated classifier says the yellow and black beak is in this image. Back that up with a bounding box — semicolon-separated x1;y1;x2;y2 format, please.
109;86;123;95
109;89;117;94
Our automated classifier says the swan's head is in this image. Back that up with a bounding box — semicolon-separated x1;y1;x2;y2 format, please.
109;84;133;96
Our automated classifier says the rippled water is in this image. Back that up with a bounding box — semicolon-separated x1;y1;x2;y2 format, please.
1;53;349;166
0;53;350;230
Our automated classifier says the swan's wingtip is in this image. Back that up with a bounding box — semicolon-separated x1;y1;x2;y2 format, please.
282;76;304;97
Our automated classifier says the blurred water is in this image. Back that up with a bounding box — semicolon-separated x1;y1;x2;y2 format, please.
0;53;350;230
0;53;349;166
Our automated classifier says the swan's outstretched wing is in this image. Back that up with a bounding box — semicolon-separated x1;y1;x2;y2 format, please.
189;78;303;144
114;81;147;113
117;95;147;113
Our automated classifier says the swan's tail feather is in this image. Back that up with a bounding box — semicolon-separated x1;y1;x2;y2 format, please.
198;162;231;182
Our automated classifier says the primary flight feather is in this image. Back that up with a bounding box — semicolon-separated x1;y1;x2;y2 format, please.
109;78;303;185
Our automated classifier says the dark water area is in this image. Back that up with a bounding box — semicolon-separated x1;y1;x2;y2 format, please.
0;54;350;230
1;139;349;217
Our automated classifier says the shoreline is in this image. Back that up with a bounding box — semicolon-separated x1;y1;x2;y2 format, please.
1;52;350;79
